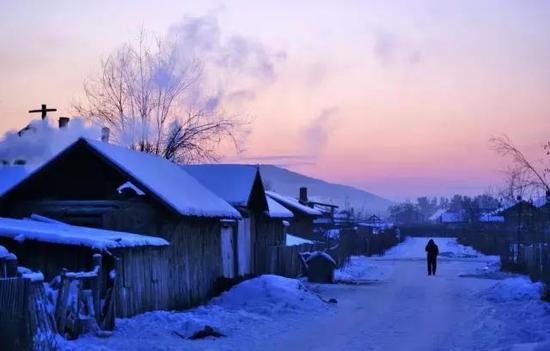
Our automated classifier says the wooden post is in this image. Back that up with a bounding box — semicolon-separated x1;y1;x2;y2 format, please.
5;254;18;278
54;269;70;335
92;254;102;323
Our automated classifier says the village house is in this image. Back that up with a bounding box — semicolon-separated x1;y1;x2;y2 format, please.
182;164;294;275
0;137;242;317
266;190;323;240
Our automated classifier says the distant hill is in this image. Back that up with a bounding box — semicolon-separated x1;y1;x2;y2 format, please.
258;165;393;216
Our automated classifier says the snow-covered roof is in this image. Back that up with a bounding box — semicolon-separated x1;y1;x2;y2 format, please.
0;216;169;250
182;164;258;207
265;191;322;216
479;213;505;223
533;196;548;208
266;196;294;218
428;208;447;222
0;138;241;219
441;211;463;223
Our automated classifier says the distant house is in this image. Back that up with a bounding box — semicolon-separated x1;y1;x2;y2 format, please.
182;164;291;276
0;138;241;317
429;210;464;224
266;190;322;240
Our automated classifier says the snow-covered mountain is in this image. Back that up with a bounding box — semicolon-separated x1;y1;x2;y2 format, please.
258;165;393;216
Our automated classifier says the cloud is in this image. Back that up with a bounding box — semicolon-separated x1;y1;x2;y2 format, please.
302;107;339;157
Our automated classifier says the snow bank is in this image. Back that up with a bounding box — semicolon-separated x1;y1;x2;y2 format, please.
213;275;325;314
479;277;544;303
60;274;329;350
335;256;392;282
383;237;484;259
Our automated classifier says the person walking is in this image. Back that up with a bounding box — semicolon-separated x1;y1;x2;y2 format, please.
425;239;439;276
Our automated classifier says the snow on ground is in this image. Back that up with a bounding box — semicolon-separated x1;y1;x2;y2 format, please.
60;275;331;351
383;236;484;259
335;256;392;282
61;237;550;351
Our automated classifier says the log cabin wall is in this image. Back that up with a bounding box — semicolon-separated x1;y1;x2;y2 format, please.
159;218;223;310
254;217;286;274
105;208;224;315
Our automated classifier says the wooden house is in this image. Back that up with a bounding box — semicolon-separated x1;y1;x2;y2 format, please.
182;164;293;276
266;190;322;240
0;137;241;317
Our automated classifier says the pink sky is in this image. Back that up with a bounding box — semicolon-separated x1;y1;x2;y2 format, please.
1;1;549;201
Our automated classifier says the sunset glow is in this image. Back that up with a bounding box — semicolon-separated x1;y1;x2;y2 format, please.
1;1;549;200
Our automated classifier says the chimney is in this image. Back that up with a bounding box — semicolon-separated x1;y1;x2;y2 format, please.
101;127;110;142
58;117;70;128
299;187;308;204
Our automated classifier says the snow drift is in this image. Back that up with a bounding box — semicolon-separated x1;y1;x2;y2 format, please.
60;275;329;350
213;275;325;314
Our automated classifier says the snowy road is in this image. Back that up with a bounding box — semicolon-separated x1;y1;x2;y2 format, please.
63;237;550;351
268;237;550;351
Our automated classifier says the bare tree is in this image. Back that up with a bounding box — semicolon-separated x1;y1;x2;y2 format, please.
75;32;245;163
490;135;550;199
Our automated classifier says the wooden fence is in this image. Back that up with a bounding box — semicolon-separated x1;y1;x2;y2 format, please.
0;277;57;351
263;227;402;278
264;243;325;278
457;224;550;298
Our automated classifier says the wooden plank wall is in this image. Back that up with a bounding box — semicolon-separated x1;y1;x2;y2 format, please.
266;243;325;278
114;218;223;318
0;239;95;282
0;277;31;351
254;218;286;275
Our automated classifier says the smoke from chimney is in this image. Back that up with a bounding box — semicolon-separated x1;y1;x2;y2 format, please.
0;116;102;166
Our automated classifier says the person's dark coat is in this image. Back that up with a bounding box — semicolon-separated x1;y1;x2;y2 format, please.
425;239;439;275
425;239;439;258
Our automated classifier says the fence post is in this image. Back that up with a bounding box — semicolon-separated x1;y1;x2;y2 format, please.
92;254;102;324
54;269;70;336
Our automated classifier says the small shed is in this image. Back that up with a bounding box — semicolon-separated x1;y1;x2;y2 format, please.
0;216;169;317
266;190;322;240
